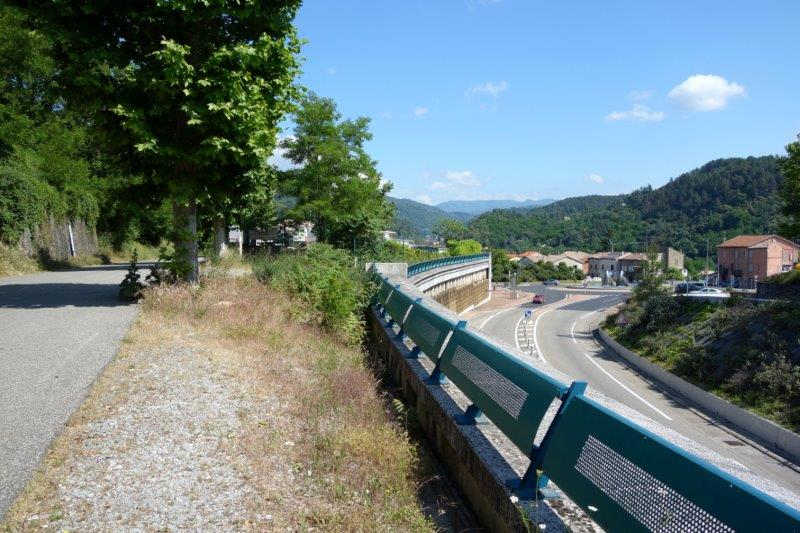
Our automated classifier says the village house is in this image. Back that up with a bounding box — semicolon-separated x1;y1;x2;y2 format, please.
543;251;590;274
512;251;545;266
717;235;800;288
588;247;685;282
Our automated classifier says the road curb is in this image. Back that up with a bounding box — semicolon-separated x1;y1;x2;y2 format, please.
596;328;800;467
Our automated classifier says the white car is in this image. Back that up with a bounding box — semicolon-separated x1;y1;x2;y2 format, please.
685;287;729;299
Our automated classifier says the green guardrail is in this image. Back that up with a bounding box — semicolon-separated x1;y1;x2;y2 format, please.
373;276;800;532
406;253;490;277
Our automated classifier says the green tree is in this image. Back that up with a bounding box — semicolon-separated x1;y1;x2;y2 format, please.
12;1;303;280
633;252;669;303
779;137;800;239
433;219;468;241
280;94;393;249
446;239;482;256
491;249;512;281
0;6;98;244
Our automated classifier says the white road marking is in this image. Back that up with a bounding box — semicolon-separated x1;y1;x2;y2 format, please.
479;306;515;329
569;308;672;421
570;310;598;344
514;312;526;352
581;350;673;421
530;309;552;364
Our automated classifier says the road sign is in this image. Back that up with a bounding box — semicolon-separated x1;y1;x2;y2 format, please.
524;309;532;319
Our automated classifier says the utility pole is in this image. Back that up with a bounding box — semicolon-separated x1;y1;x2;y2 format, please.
705;238;710;286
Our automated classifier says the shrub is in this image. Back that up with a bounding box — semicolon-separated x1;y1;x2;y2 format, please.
253;244;371;345
639;293;681;332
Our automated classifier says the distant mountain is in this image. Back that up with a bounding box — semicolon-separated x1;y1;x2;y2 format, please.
436;198;555;215
387;197;471;238
468;156;786;257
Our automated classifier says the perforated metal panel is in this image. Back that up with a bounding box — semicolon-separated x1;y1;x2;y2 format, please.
384;289;414;325
413;316;443;351
575;436;734;533
451;345;528;419
403;301;457;361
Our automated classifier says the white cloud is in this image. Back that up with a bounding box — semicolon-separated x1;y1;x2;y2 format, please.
587;173;605;184
605;104;666;122
379;111;393;119
415;194;434;205
413;106;429;118
668;74;745;111
628;89;652;101
443;170;480;187
466;80;508;98
326;67;337;75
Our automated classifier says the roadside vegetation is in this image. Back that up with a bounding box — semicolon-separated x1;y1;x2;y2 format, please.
605;260;800;432
2;261;447;530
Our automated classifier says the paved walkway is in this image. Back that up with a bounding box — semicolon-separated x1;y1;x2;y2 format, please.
0;265;138;518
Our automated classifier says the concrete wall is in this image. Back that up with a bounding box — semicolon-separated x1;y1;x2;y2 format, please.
18;217;98;261
597;328;800;465
425;271;489;313
408;257;491;313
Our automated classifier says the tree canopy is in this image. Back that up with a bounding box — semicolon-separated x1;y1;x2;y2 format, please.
469;156;787;259
280;94;393;250
8;0;303;278
779;137;800;239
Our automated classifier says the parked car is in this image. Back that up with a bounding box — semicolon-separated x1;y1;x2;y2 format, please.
531;294;544;304
674;282;705;294
684;287;730;299
543;279;559;286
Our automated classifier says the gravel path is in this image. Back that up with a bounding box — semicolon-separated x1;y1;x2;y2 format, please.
46;345;256;530
0;265;139;518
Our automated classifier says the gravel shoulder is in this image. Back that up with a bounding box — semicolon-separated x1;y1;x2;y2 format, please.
2;276;472;531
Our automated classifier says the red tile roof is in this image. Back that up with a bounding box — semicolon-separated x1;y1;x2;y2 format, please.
717;235;800;249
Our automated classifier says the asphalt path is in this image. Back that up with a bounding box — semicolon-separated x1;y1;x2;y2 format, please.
0;265;139;518
474;284;800;498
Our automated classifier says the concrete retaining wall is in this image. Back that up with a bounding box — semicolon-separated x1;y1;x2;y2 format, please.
597;328;800;466
18;217;98;261
408;258;491;313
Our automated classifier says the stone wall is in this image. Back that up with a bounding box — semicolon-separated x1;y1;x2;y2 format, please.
18;217;98;261
424;270;489;313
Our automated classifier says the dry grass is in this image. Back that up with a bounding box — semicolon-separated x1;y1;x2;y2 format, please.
2;275;439;531
0;244;39;277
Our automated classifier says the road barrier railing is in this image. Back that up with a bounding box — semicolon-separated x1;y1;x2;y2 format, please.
372;272;800;532
406;253;489;277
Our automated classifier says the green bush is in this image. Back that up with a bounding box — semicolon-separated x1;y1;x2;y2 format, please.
515;260;584;282
253;244;371;346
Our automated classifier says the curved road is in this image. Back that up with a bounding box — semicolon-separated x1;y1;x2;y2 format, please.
474;284;800;499
0;265;139;518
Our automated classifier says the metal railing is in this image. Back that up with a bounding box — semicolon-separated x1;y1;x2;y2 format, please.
406;253;490;277
372;275;800;532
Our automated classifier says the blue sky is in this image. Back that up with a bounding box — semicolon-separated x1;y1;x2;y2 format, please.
289;1;800;205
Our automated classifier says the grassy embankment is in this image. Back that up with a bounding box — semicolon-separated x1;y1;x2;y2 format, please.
605;295;800;432
0;240;167;278
3;245;452;531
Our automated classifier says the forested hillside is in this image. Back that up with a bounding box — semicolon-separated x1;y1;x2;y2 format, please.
469;156;786;257
436;198;553;215
388;197;470;237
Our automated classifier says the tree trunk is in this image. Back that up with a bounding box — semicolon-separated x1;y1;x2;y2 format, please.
213;216;228;258
173;200;199;283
